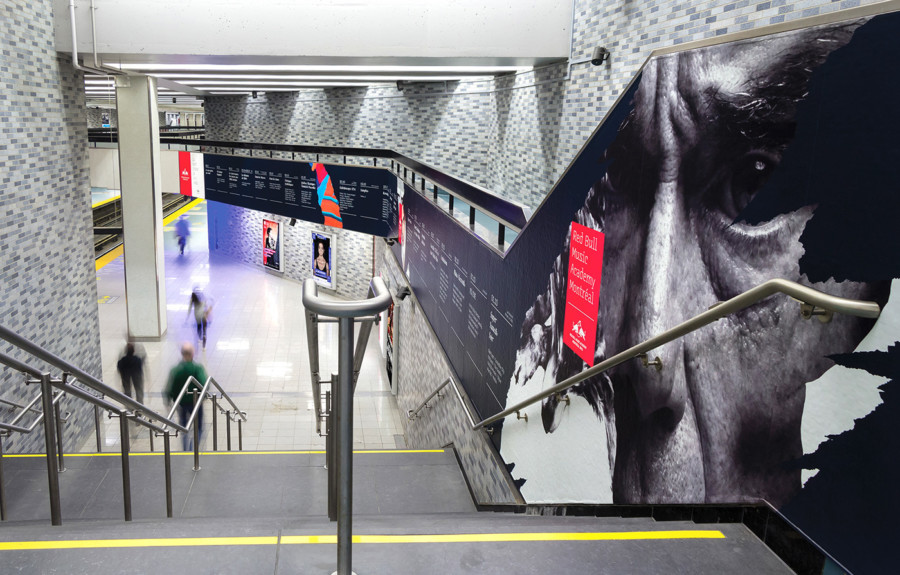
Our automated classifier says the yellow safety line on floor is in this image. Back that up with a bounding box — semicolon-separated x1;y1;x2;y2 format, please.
95;245;124;271
162;197;204;226
91;195;121;209
0;530;726;551
3;449;443;458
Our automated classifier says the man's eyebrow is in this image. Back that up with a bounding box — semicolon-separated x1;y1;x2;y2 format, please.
711;30;857;145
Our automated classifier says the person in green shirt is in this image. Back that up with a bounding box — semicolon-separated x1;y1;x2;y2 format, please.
165;342;208;451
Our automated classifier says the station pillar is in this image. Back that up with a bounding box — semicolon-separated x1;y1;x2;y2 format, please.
115;75;167;340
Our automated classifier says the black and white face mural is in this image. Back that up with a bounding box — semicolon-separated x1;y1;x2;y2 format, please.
501;15;897;510
394;10;900;574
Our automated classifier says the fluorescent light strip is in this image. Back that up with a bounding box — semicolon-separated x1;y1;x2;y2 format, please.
161;75;489;82
110;64;531;73
178;81;377;87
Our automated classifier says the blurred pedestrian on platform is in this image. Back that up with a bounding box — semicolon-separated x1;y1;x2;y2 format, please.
116;342;144;405
165;342;208;451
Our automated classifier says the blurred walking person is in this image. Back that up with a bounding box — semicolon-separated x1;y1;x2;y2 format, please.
174;214;191;255
116;342;145;405
186;288;213;349
165;343;208;451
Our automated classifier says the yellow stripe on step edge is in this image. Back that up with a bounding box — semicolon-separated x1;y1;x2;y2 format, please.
281;531;727;544
0;531;726;551
0;537;278;551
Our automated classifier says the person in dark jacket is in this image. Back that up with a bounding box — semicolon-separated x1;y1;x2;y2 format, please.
116;343;144;405
165;342;208;451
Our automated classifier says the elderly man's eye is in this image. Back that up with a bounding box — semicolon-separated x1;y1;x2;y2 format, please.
714;151;779;219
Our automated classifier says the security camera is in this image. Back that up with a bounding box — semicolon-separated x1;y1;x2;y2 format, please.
591;46;610;66
396;286;411;300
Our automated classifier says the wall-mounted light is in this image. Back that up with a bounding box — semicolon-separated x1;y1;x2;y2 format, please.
591;46;611;66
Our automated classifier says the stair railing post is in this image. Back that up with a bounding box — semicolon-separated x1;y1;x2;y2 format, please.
0;433;7;521
94;404;102;452
119;411;133;522
211;395;218;451
164;432;173;518
39;373;62;526
226;410;232;451
336;317;354;575
192;389;201;471
54;395;66;473
326;384;336;522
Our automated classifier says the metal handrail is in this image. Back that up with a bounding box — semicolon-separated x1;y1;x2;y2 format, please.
408;376;480;430
302;276;392;318
206;377;247;422
0;325;186;433
473;278;882;430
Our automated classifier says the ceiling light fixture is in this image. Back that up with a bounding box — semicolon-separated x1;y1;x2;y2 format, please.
110;64;532;73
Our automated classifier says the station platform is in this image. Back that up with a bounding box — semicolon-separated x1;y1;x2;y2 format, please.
84;199;404;453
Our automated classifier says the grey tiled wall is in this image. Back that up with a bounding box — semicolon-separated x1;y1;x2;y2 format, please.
0;1;102;454
208;201;374;300
379;250;522;505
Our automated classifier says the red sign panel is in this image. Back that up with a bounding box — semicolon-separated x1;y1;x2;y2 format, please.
562;222;605;366
178;151;193;196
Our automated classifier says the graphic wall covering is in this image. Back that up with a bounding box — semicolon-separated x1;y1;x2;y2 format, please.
176;152;398;237
391;11;900;575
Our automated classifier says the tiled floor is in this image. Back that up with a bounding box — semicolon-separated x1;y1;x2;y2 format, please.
81;200;406;453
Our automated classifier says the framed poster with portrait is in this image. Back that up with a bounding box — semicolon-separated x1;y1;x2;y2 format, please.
311;231;335;289
262;219;281;272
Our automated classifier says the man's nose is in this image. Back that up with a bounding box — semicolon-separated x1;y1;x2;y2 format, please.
625;180;702;428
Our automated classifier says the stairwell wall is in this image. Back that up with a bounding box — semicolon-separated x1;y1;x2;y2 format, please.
0;0;102;454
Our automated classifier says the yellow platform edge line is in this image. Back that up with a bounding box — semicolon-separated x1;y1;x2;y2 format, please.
95;245;123;271
94;198;204;272
162;197;204;226
91;195;121;209
0;531;726;551
3;449;443;458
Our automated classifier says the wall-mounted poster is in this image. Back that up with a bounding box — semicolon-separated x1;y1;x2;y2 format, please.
312;231;334;289
101;111;110;128
263;219;281;272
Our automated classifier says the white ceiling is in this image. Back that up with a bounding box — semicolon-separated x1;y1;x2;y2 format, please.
60;0;573;111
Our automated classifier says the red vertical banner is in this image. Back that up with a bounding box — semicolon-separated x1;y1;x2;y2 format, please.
562;222;605;366
178;151;192;196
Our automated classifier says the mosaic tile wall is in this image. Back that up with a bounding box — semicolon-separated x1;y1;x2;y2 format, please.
207;200;375;300
86;107;117;128
378;249;522;505
204;0;881;212
0;0;102;454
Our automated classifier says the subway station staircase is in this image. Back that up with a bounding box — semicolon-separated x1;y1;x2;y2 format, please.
0;449;793;574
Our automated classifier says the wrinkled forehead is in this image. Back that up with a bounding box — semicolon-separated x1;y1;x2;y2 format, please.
632;25;855;142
